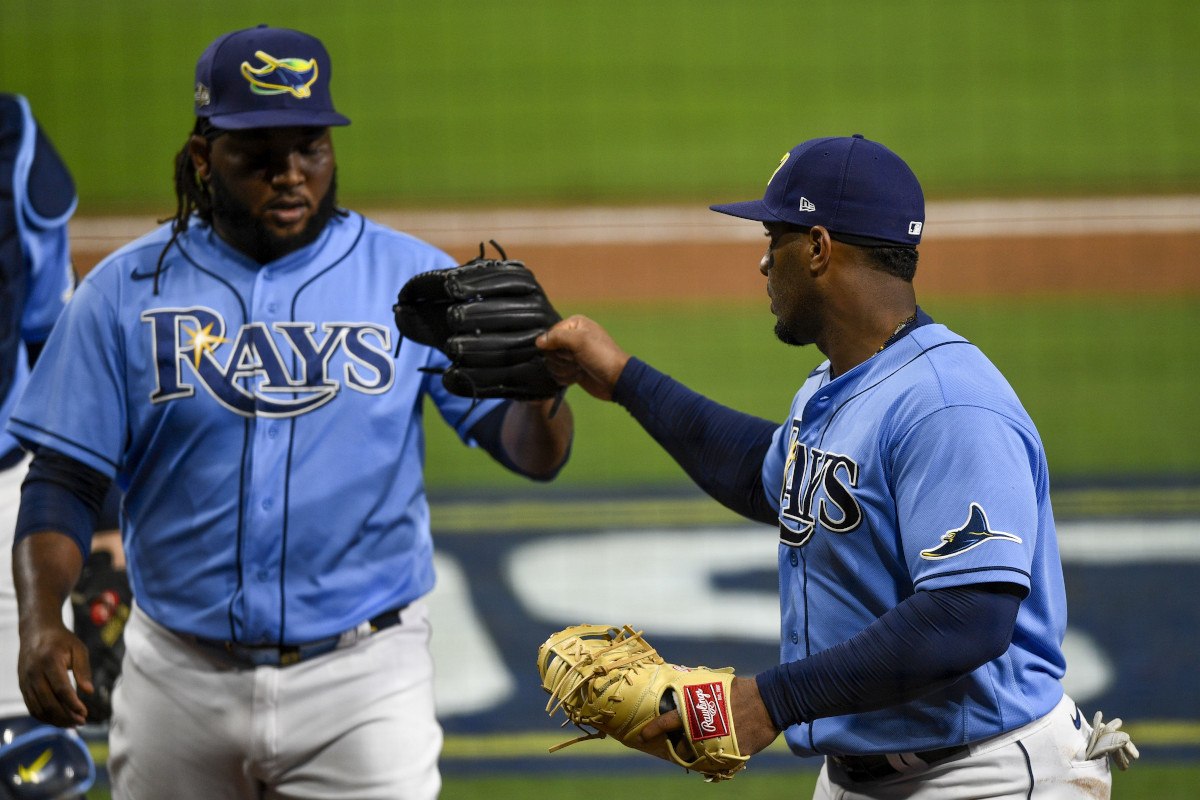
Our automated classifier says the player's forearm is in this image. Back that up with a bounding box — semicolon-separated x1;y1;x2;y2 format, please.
755;584;1022;728
13;531;86;632
499;397;575;481
13;448;106;625
612;357;778;524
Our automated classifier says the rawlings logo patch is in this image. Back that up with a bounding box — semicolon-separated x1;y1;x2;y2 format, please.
683;682;730;740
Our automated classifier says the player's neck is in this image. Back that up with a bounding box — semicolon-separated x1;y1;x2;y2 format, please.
825;303;918;380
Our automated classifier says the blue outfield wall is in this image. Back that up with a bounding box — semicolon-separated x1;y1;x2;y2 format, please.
81;483;1199;789
420;485;1200;772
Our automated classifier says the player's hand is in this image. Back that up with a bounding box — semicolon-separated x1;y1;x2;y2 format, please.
639;676;780;757
535;315;630;401
17;620;93;728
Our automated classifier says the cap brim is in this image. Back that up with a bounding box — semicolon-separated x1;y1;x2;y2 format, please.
708;199;783;222
206;109;351;130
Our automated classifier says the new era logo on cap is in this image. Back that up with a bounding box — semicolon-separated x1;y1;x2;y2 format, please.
711;134;925;247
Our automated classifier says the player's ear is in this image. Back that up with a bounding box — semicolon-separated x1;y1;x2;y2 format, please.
808;226;832;274
187;135;211;182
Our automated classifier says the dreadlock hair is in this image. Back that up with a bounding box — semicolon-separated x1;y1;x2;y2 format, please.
153;118;217;293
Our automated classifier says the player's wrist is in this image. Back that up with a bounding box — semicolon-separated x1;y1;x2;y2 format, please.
610;355;649;406
753;668;806;731
607;352;632;388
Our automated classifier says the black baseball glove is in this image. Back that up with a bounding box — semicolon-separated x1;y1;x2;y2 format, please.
70;549;131;723
394;242;563;402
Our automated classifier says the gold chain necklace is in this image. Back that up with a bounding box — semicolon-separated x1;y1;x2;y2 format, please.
876;312;918;354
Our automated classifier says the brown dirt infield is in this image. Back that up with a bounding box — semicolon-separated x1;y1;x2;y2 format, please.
70;219;1199;302
435;232;1200;303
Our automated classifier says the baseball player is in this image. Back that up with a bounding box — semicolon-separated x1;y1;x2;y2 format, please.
0;92;98;800
8;25;573;800
537;135;1135;798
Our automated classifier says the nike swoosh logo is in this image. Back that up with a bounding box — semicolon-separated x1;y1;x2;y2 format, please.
1071;708;1082;730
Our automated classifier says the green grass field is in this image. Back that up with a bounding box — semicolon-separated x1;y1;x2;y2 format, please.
422;295;1200;489
439;767;1200;800
2;1;1198;212
78;763;1200;799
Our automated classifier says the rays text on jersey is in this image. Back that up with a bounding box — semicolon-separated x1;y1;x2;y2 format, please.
142;306;394;417
778;421;863;547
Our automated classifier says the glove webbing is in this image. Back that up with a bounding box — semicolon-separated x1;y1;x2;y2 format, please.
543;627;662;751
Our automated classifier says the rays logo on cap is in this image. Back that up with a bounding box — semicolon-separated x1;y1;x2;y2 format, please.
240;50;319;98
767;152;789;186
920;502;1022;560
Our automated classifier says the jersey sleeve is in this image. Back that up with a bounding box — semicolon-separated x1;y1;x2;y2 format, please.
14;96;77;343
891;405;1040;593
422;346;506;443
21;226;73;344
760;421;788;516
7;275;127;477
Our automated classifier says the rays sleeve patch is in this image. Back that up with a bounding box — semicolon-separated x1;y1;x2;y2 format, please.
920;502;1022;560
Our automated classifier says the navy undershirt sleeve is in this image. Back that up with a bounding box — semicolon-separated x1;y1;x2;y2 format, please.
15;446;111;557
754;584;1022;730
611;357;778;524
97;482;122;531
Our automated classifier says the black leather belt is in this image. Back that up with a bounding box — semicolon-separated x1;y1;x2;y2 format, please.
186;604;408;668
832;744;969;782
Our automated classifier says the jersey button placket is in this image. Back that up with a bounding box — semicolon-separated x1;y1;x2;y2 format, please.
240;267;287;643
806;391;834;418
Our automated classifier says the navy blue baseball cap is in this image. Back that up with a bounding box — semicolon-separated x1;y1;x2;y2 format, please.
711;134;924;247
193;24;350;129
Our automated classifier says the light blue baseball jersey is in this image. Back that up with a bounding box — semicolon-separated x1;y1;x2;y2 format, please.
761;322;1067;756
0;94;76;460
8;212;503;644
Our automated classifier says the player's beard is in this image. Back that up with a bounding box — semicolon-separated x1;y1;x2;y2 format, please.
208;169;340;264
774;320;807;347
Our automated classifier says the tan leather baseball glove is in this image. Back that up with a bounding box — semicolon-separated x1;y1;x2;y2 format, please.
537;624;750;782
